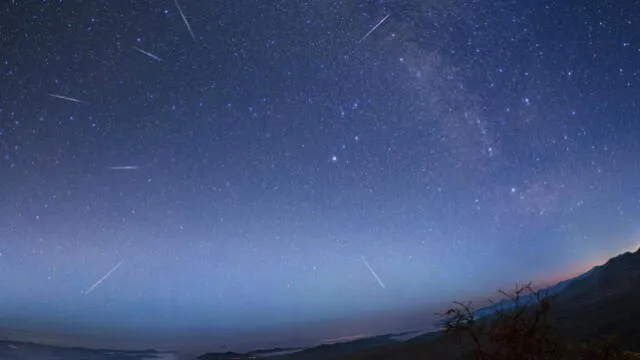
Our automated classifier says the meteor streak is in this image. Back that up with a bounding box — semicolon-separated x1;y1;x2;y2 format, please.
107;166;141;171
47;93;85;104
83;260;123;295
133;46;163;62
174;0;196;42
360;256;385;289
358;14;390;43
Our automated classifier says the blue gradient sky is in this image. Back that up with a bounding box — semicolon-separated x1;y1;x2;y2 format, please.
1;0;639;352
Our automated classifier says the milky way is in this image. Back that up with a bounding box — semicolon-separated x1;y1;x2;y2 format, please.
0;0;639;352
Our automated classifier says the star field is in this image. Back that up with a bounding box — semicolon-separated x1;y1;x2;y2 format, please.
1;0;640;352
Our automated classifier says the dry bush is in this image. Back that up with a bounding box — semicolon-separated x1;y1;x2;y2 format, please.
439;282;634;360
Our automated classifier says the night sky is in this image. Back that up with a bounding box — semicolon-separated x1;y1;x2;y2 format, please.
1;0;640;352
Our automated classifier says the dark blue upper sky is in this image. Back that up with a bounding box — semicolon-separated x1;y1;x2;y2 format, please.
1;0;639;352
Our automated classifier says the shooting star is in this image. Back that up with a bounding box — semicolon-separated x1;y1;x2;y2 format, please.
107;165;141;171
358;14;390;43
174;0;196;42
360;256;385;289
133;46;163;62
47;93;85;104
83;260;123;295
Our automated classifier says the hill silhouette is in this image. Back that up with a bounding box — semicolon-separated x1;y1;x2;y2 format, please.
283;246;640;360
550;247;640;352
197;333;412;360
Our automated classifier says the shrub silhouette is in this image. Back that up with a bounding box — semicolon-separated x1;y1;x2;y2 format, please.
439;282;638;360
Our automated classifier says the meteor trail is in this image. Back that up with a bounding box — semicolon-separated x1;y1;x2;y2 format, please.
47;93;85;104
133;46;163;62
174;0;196;42
360;256;385;289
107;165;141;171
358;14;390;43
83;260;123;295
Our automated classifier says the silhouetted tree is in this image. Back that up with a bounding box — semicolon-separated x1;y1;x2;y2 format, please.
439;282;637;360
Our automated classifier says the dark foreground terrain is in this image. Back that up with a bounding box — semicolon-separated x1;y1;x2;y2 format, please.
198;246;640;360
0;340;182;360
314;247;640;360
2;247;639;360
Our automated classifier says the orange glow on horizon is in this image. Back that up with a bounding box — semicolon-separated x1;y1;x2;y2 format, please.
538;241;639;288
